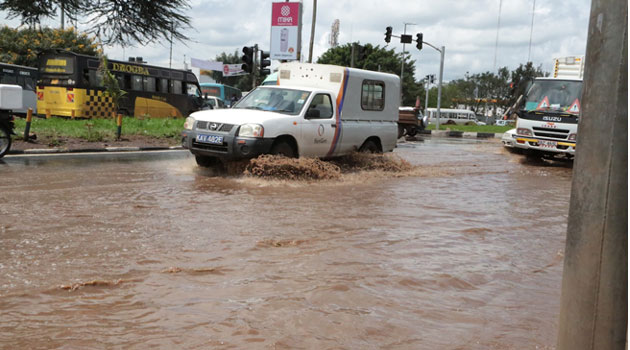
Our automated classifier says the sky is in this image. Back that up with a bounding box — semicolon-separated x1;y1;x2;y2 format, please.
2;0;592;82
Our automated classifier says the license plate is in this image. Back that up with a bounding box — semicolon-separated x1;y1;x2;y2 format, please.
196;134;223;145
538;140;557;148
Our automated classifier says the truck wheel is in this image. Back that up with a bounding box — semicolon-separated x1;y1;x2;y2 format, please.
270;142;296;158
359;139;381;153
407;127;417;137
0;126;11;158
195;155;221;168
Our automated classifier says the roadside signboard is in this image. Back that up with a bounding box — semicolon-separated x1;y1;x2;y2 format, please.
223;64;246;77
270;2;302;61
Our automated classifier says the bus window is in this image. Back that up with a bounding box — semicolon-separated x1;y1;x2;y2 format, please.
158;79;168;93
186;83;200;97
171;80;182;94
88;69;103;87
1;74;16;84
24;77;35;91
131;75;143;90
143;76;156;92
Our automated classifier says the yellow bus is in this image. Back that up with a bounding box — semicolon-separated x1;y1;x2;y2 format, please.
36;49;205;118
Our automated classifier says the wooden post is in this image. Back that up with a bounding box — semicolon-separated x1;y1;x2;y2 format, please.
23;108;33;141
116;114;123;140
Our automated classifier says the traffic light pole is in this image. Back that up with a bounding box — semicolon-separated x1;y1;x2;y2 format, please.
424;76;430;113
253;44;258;90
422;41;445;130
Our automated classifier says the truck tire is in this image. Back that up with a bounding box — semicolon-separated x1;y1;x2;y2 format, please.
359;139;381;153
407;127;417;137
397;125;405;139
270;142;296;158
0;126;11;158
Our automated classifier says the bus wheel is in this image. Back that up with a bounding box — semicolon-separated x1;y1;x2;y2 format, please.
0;126;11;158
270;142;296;158
195;155;222;168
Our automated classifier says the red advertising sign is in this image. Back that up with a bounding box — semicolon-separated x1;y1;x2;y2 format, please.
271;2;299;26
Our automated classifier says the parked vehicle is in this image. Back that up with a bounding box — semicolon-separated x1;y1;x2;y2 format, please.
0;84;21;158
0;63;37;116
200;83;242;107
182;62;400;166
512;56;584;159
425;108;484;125
203;96;226;109
398;107;428;138
37;49;204;118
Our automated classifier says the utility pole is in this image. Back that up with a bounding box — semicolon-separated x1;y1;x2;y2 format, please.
556;0;627;348
422;40;445;130
308;0;317;63
60;3;65;30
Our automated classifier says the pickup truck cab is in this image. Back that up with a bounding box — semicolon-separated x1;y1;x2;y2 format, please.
182;62;400;166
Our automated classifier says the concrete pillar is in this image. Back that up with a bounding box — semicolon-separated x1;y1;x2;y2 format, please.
556;0;627;349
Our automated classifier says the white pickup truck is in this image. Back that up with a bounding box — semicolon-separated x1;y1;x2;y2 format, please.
182;62;400;166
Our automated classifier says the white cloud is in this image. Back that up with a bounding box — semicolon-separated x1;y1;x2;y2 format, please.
1;0;591;81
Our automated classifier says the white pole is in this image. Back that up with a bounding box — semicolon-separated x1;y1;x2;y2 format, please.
527;0;536;62
436;46;445;130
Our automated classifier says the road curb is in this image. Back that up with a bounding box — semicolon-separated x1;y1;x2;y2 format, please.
8;145;184;155
408;130;502;139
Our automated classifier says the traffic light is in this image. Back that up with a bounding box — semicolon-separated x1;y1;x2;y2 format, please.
241;46;254;74
416;33;423;50
259;50;271;76
384;26;392;44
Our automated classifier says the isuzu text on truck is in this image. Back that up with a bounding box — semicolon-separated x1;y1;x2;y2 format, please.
182;62;400;167
511;56;584;160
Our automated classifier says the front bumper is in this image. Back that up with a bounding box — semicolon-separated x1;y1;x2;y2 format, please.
182;129;275;160
513;136;576;154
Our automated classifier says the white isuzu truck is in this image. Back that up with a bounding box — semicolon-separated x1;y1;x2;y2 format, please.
182;62;400;166
511;56;584;159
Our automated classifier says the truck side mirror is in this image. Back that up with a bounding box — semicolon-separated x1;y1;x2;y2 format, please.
306;108;320;119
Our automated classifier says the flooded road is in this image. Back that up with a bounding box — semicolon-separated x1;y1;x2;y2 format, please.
0;138;572;349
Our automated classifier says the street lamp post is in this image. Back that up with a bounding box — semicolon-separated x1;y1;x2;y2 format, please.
422;41;445;130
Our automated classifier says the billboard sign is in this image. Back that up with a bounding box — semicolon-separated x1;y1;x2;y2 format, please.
270;2;302;60
222;64;246;77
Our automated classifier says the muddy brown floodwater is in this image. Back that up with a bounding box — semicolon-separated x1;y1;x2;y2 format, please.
0;138;573;349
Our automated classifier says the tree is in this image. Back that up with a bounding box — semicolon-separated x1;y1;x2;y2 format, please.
509;62;547;104
0;26;99;67
0;0;191;46
317;43;424;106
98;56;126;116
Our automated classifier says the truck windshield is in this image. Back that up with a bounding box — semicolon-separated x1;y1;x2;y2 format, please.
234;87;310;115
524;80;583;114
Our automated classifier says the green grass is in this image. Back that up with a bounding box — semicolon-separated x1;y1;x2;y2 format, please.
13;116;185;141
429;124;514;133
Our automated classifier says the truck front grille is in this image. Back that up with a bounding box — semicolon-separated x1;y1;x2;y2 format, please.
533;126;570;140
195;121;234;133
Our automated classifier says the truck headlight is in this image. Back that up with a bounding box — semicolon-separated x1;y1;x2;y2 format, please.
184;116;195;130
517;127;532;136
238;124;264;138
568;133;577;141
